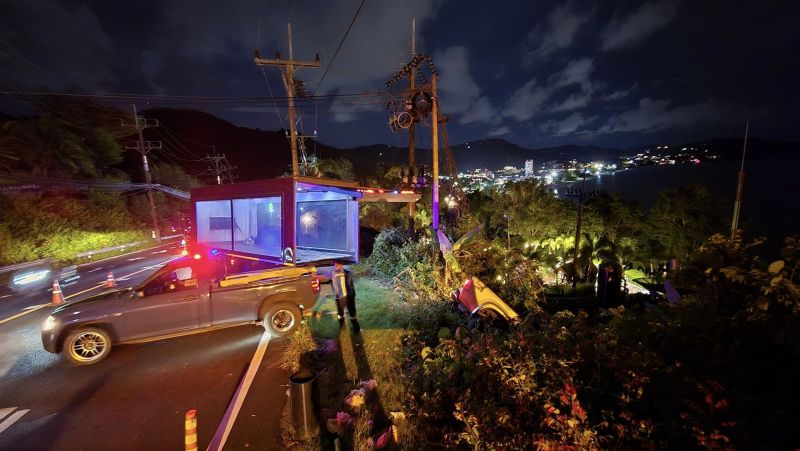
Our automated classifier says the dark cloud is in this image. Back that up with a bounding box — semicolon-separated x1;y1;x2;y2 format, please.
601;0;680;51
1;0;798;150
522;1;593;65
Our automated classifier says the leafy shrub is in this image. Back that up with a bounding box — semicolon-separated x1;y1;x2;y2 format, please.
0;192;148;265
361;228;443;301
399;234;800;449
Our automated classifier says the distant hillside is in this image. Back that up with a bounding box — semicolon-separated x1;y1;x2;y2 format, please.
6;107;793;182
142;109;345;182
341;139;626;174
678;137;800;160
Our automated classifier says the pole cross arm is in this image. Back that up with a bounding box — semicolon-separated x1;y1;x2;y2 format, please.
254;57;320;68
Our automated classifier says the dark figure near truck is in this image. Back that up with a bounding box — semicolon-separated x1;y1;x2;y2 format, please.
319;261;359;333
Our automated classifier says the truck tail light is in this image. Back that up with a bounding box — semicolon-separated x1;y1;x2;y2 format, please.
310;277;320;294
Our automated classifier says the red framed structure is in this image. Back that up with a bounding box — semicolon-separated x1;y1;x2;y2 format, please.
191;176;362;266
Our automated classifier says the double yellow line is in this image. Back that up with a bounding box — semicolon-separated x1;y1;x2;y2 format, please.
0;258;178;326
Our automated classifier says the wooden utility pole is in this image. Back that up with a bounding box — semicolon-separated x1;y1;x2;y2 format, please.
122;104;162;240
254;23;320;176
431;73;440;231
730;120;749;239
408;19;417;233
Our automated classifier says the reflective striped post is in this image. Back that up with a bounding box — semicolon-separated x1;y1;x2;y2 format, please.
185;409;198;451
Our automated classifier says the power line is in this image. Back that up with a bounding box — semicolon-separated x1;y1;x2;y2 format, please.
313;0;368;97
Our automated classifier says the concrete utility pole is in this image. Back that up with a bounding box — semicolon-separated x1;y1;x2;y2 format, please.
204;146;237;185
122;104;162;240
254;23;320;176
408;18;417;233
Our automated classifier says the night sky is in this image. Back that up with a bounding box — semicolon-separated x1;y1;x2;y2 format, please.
1;0;799;150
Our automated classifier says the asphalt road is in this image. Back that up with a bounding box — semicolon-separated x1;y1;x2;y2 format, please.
0;244;289;450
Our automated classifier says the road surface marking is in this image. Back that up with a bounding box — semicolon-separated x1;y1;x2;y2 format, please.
127;257;146;261
151;249;167;254
22;304;45;310
0;407;15;421
0;408;29;435
207;328;272;451
0;307;48;325
0;257;180;326
0;295;10;299
86;267;105;273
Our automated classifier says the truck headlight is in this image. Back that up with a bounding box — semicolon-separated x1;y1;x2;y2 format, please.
42;315;57;332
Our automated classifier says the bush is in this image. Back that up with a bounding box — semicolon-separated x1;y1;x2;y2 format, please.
399;234;800;449
0;192;148;265
360;228;443;302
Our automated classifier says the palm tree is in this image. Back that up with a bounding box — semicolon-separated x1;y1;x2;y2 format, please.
575;232;617;283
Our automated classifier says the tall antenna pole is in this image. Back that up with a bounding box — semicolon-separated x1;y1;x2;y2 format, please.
730;120;749;239
431;72;440;231
408;18;417;233
254;22;320;177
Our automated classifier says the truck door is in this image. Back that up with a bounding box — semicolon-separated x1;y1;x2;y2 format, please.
121;264;207;340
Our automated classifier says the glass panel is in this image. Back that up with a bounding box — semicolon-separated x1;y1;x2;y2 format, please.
296;200;349;252
232;197;282;256
196;200;232;250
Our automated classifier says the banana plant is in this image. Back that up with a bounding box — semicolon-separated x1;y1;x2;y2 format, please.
437;225;482;275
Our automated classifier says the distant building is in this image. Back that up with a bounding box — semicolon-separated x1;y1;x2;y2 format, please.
524;159;534;177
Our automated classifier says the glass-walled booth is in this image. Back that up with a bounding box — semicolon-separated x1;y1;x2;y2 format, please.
191;177;361;267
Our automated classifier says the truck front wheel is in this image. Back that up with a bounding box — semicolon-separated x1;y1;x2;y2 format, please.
62;327;112;365
263;302;301;336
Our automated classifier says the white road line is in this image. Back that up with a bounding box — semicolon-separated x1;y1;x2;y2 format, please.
0;295;10;299
0;408;29;435
0;407;15;421
151;249;167;254
127;257;146;261
86;267;105;273
207;329;272;451
22;304;45;311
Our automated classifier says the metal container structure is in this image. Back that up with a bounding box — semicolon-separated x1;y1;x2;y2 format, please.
191;176;361;266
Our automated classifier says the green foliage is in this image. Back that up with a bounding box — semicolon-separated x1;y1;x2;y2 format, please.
359;202;404;232
0;192;147;265
0;116;123;178
307;157;356;181
398;233;800;449
151;162;202;191
647;184;725;261
361;228;443;301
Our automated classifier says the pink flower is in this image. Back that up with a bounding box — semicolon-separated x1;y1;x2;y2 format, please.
336;411;352;426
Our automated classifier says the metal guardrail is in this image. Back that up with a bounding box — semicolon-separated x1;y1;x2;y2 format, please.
75;241;144;258
0;258;53;275
0;175;190;200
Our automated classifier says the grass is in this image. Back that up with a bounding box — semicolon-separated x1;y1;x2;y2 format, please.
282;276;417;450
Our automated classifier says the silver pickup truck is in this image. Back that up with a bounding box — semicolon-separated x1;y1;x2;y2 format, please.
41;256;320;365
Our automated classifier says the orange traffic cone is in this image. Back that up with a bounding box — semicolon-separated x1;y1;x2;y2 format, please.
185;409;198;451
51;279;64;306
105;271;116;288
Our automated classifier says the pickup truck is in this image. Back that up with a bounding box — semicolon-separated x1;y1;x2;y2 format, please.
41;256;320;365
